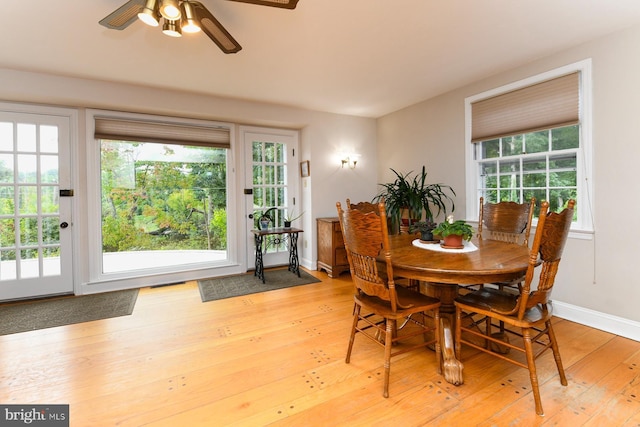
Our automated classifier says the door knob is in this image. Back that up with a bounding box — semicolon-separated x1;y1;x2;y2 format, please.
60;222;69;228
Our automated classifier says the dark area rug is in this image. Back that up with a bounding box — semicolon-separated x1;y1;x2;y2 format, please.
0;289;139;335
198;269;322;302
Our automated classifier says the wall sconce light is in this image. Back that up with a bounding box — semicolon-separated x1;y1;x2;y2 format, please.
341;156;358;169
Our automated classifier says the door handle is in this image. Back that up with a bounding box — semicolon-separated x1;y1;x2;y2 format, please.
60;222;69;229
248;214;254;219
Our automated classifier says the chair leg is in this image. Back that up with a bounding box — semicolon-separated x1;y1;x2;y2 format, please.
454;307;462;360
383;318;393;398
434;310;442;374
345;304;360;364
547;320;568;386
522;328;544;416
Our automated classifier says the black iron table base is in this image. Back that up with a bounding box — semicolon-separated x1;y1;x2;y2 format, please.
251;228;303;284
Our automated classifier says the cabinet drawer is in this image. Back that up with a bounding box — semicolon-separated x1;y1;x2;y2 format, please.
335;247;348;266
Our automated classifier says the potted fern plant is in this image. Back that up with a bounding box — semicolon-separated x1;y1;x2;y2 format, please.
373;166;456;234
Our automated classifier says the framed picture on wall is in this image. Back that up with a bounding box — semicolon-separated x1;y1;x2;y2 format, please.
300;160;310;177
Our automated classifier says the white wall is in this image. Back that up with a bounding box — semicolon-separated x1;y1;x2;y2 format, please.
0;68;378;288
377;23;640;337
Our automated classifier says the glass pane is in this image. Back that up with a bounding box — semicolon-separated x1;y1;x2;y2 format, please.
21;249;39;278
524;130;549;154
482;190;498;204
253;188;264;209
265;165;275;185
499;189;520;202
265;187;275;207
549;189;578;214
0;250;17;280
0;219;15;246
42;247;61;277
40;125;59;153
17;123;36;152
522;157;546;188
253;165;263;185
552;125;579;150
499;173;520;189
0;122;13;151
481;139;499;159
276;165;285;185
42;217;60;244
41;155;59;183
20;217;38;245
41;186;59;214
502;135;522;157
276;187;285;206
18;186;38;215
252;142;263;162
0;187;13;215
265;142;275;162
480;161;497;176
0;154;14;183
17;154;37;183
276;143;284;163
529;189;548;217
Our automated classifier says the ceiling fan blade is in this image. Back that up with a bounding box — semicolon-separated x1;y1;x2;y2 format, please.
99;0;146;30
226;0;299;10
191;1;242;54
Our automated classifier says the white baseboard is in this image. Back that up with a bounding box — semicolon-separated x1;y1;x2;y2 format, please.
553;300;640;342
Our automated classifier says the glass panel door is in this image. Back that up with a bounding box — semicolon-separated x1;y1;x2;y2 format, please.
0;110;73;301
242;127;299;270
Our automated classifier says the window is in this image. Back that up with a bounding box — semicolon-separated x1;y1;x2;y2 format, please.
87;110;236;281
466;60;593;232
476;125;578;218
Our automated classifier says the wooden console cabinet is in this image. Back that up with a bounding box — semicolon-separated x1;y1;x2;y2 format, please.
316;217;350;277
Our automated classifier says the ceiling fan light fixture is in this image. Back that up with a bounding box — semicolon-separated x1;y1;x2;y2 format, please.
162;19;182;37
159;0;181;20
180;2;201;33
138;0;160;27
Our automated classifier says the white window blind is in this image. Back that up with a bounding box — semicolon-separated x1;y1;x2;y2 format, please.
94;116;230;148
471;72;579;143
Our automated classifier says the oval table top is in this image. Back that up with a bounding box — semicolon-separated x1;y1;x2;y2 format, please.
387;234;532;285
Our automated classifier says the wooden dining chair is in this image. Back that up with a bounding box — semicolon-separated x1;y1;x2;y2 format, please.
461;197;536;294
454;200;575;416
348;198;419;291
336;199;442;398
347;198;381;215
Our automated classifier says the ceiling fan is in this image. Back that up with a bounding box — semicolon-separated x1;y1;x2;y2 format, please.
99;0;300;54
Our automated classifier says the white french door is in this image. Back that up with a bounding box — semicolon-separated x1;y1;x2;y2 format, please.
242;126;300;270
0;106;74;301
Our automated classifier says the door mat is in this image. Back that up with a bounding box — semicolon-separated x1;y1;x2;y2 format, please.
198;269;321;302
0;289;139;335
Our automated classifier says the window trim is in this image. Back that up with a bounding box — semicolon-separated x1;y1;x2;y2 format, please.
465;59;594;233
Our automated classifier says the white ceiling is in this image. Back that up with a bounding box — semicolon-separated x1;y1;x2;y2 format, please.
4;0;640;118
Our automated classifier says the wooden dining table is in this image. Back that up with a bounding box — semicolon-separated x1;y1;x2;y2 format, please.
386;234;533;385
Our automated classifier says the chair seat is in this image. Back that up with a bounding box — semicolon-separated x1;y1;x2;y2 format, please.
355;286;440;320
455;287;553;327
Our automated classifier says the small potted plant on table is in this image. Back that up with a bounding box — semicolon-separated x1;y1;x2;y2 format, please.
433;215;474;249
283;209;304;228
409;219;437;242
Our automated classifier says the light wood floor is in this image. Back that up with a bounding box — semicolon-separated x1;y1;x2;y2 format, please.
3;268;640;426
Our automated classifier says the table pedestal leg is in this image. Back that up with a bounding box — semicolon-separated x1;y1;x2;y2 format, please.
254;234;265;284
423;282;464;385
288;232;301;277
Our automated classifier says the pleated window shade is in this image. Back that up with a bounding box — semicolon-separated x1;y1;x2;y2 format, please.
94;117;231;148
471;72;579;143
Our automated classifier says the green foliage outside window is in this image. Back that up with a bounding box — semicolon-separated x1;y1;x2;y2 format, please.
100;140;228;253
